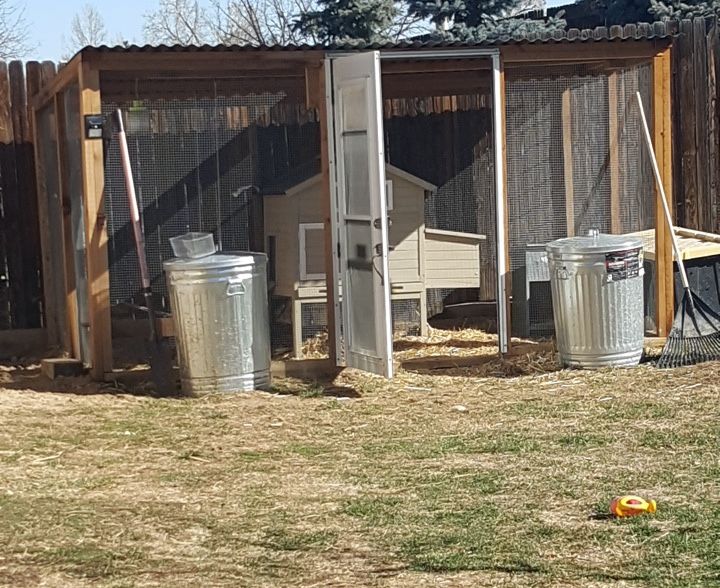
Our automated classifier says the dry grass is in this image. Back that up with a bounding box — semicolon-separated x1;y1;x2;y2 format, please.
1;329;719;587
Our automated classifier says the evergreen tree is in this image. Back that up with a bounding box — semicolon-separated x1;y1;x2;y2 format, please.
605;0;653;24
650;0;718;18
406;0;566;41
294;0;399;44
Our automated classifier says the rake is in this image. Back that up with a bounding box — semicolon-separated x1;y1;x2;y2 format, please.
636;92;720;368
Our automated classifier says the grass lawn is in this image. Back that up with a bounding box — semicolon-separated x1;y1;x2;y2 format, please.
0;333;719;587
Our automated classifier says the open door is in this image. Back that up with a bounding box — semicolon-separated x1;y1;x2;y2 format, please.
328;52;393;378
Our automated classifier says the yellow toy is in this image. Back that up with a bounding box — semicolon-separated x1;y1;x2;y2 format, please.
610;495;657;517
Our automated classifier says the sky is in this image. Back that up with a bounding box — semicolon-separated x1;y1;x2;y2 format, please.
23;0;570;61
24;0;148;60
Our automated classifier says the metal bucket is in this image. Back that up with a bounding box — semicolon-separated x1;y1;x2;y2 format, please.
164;252;271;393
547;230;644;368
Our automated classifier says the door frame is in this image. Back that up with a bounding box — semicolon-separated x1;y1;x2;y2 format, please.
325;48;509;366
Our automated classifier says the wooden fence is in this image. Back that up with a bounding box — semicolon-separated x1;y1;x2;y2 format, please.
672;18;720;232
0;61;56;331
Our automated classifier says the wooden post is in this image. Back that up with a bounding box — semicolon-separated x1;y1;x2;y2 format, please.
654;47;674;337
608;71;622;234
78;61;112;379
55;92;81;359
317;62;337;364
561;88;575;237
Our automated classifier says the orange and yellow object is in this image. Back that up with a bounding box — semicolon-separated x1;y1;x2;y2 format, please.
610;495;657;517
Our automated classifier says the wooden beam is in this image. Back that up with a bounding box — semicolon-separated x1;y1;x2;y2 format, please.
653;47;674;337
78;61;113;379
55;92;81;359
608;71;621;233
32;54;82;110
382;72;492;100
0;328;47;359
305;65;322;109
501;40;669;64
85;50;324;72
100;76;307;103
561;88;575;237
318;61;337;364
381;59;492;75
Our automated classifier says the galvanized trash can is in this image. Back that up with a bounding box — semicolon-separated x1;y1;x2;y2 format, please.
547;230;644;368
164;252;271;393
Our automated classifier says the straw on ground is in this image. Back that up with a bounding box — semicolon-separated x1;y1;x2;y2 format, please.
0;330;718;587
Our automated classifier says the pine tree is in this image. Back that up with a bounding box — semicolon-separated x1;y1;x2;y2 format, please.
650;0;718;18
407;0;518;29
406;0;566;41
294;0;399;44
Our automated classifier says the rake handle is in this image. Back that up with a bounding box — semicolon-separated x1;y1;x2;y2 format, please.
635;92;690;292
114;109;161;346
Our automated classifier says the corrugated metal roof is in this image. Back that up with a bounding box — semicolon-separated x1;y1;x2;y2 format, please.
81;20;678;56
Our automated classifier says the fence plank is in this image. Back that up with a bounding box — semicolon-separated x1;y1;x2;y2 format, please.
693;19;711;232
13;61;42;328
677;20;698;231
709;21;720;231
33;62;60;343
0;62;23;330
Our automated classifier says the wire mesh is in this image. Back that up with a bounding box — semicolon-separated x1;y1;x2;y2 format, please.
102;82;317;326
505;62;655;336
384;77;496;318
300;298;422;345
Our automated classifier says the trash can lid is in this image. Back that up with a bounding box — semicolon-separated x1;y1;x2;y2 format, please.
163;251;267;272
546;230;643;256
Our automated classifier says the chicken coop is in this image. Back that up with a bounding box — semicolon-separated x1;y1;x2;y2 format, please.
31;23;676;380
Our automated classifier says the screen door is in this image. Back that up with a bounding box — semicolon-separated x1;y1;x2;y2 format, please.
329;52;393;378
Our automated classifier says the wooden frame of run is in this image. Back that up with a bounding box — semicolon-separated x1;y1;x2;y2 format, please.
29;38;673;380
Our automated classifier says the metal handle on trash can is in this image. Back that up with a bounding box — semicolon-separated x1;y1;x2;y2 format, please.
227;278;247;297
556;267;572;280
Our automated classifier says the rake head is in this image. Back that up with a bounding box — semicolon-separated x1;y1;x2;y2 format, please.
657;292;720;368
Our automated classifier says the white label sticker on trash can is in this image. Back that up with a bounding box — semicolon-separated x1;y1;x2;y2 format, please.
605;248;641;281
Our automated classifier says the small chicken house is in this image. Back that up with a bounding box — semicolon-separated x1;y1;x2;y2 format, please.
264;164;486;356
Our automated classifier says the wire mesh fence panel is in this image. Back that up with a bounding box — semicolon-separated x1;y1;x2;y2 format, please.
102;84;317;323
384;82;496;329
506;62;655;337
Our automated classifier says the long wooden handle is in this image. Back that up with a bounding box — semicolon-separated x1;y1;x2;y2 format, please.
115;109;151;291
635;92;690;291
